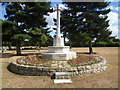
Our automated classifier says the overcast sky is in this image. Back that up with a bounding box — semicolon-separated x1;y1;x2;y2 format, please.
0;1;119;39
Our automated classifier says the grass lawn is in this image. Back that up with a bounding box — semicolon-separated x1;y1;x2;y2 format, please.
1;47;119;88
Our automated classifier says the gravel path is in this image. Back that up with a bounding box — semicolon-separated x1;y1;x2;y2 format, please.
1;47;119;88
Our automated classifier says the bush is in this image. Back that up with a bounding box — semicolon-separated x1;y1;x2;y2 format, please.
95;42;108;47
66;41;120;47
108;42;120;47
94;41;120;47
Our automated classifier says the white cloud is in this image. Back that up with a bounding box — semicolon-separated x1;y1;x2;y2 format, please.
105;0;120;2
83;18;86;21
107;11;118;25
108;25;118;34
44;4;67;36
115;7;118;11
107;11;118;37
59;4;68;9
106;5;119;12
44;11;57;27
109;6;114;10
53;4;67;9
44;11;57;36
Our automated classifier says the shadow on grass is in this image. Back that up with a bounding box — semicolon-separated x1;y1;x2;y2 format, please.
1;52;96;58
22;50;37;52
51;73;55;79
16;53;42;56
76;52;97;54
1;53;15;58
1;53;42;58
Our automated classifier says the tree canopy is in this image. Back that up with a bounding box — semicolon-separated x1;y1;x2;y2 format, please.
61;2;112;53
2;2;52;55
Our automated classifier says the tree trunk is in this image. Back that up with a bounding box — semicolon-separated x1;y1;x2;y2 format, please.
64;36;66;44
63;32;66;44
70;42;72;49
2;46;4;54
16;42;21;55
8;46;11;50
89;41;93;54
37;45;41;52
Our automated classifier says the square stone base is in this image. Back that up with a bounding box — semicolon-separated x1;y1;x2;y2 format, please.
42;52;76;60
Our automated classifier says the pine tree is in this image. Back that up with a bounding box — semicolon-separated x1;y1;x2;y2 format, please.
2;20;17;49
61;2;112;54
2;2;51;55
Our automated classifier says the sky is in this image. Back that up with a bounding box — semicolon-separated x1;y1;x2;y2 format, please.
0;1;119;39
45;1;119;39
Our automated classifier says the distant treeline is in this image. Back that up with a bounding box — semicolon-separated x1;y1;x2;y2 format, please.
65;41;120;47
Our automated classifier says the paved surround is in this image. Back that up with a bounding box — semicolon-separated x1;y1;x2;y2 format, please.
8;56;107;76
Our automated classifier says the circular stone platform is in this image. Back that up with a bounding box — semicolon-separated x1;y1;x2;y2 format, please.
8;55;107;76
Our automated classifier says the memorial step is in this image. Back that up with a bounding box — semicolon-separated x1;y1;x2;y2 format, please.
56;75;70;79
54;79;72;84
53;72;72;83
55;72;71;76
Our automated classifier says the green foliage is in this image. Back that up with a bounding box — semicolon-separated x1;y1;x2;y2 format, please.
2;2;51;54
0;19;2;26
66;41;120;47
92;41;120;47
113;39;120;42
108;42;120;47
60;2;111;53
2;20;17;47
45;35;53;46
95;41;108;47
41;33;48;44
11;34;32;41
2;20;17;35
29;28;42;35
4;2;51;29
2;41;12;46
29;28;48;46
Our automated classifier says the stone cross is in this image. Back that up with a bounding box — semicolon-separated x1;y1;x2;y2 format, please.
42;4;77;61
56;4;61;37
53;4;64;46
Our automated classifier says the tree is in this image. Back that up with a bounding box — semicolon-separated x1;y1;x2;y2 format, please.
29;28;48;47
61;2;111;54
2;20;17;50
2;2;51;55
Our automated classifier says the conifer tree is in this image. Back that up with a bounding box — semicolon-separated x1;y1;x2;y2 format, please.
2;2;51;55
61;2;112;54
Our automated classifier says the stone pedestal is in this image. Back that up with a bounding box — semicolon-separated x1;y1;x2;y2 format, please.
42;51;76;60
48;46;69;53
53;36;64;46
42;37;76;60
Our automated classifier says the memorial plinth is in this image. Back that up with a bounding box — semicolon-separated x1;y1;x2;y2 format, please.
42;4;76;60
42;36;76;60
42;45;76;60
